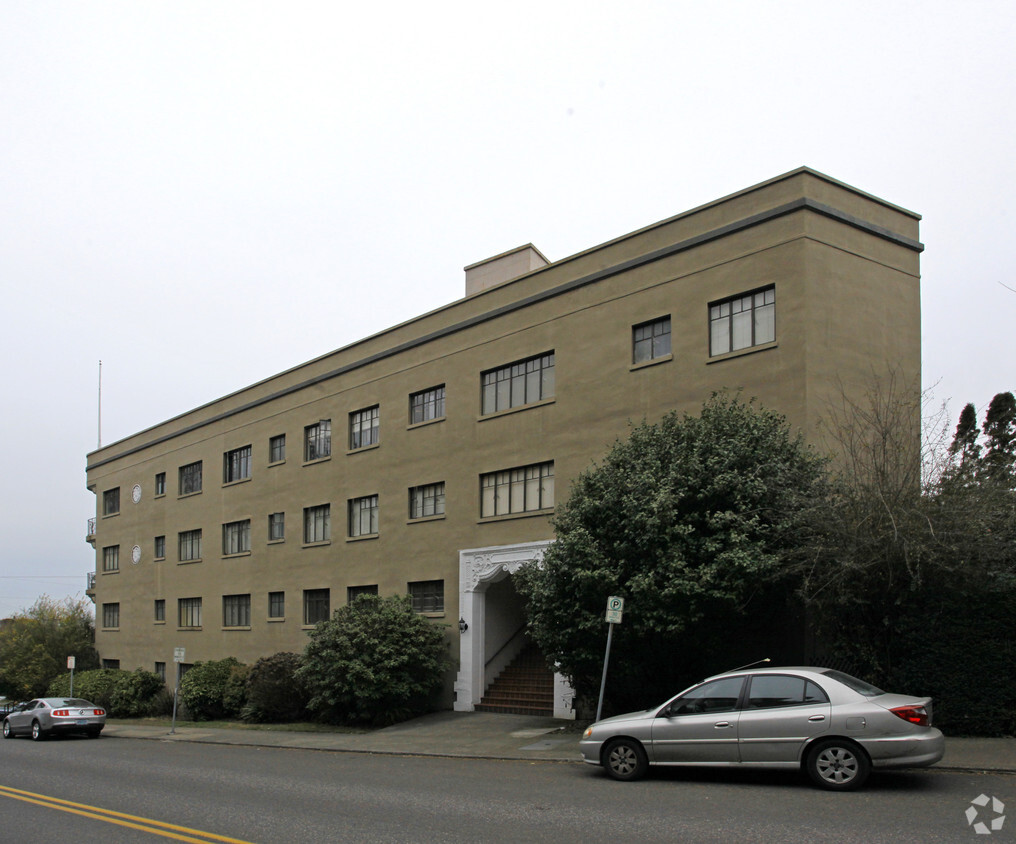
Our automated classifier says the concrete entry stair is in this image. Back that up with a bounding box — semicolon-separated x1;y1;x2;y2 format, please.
475;644;554;716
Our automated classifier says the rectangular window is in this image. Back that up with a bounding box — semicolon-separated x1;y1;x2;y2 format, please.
347;585;378;604
304;420;331;461
349;405;380;450
102;659;120;670
154;599;165;622
179;597;202;628
155;662;166;681
222;519;251;555
179;461;203;495
102;545;119;572
710;286;776;356
179;529;202;562
481;352;555;415
155;472;166;496
269;434;286;463
409;482;445;519
480;461;554;517
223;594;251;627
633;316;672;363
102;487;120;516
303;589;330;625
410;386;446;424
102;603;119;628
408;580;444;613
268;512;285;542
268;591;285;619
154;535;166;559
349;495;379;537
223;445;252;483
304;504;331;543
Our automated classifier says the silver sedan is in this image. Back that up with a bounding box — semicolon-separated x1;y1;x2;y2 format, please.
2;697;106;741
580;666;944;790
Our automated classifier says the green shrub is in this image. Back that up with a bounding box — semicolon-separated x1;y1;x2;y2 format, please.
241;652;308;723
179;658;245;721
223;663;249;718
296;594;451;726
46;668;166;717
47;668;123;709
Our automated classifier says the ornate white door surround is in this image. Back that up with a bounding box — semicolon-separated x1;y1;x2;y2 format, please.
453;541;575;719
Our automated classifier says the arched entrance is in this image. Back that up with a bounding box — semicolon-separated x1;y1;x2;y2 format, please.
453;540;574;719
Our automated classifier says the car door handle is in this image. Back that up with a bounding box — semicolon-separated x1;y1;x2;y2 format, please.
808;715;826;722
714;721;733;728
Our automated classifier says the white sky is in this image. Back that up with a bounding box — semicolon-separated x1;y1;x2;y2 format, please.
2;1;1014;618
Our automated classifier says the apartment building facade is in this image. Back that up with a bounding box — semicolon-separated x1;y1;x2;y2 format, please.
84;168;922;718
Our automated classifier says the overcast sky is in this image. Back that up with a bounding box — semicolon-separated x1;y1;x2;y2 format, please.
2;1;1013;618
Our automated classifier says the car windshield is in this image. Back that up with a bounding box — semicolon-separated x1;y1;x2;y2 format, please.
821;669;885;696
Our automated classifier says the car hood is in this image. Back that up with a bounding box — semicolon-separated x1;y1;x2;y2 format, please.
589;708;655;728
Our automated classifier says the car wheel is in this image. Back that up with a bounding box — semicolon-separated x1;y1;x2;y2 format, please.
2;720;12;739
603;738;649;781
806;739;870;791
30;720;46;742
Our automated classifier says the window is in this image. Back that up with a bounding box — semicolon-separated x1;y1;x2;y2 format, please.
179;461;203;495
179;597;202;628
304;420;331;461
747;675;829;709
303;589;330;625
409;482;445;519
102;659;121;670
102;603;119;628
633;316;671;363
179;529;202;562
154;599;165;622
269;512;285;541
222;519;251;555
155;472;166;496
223;594;251;627
481;352;555;415
224;445;252;483
268;591;285;619
480;462;554;517
349;495;379;537
347;585;378;604
154;536;166;559
710;286;776;356
155;662;166;681
102;545;119;572
408;580;444;613
410;386;445;424
102;487;120;516
349;406;380;450
304;504;330;543
669;677;746;716
269;434;286;463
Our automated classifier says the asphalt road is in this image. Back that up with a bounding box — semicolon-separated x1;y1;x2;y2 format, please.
0;734;1011;843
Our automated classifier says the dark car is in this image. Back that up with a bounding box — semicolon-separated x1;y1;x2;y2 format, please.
2;698;106;740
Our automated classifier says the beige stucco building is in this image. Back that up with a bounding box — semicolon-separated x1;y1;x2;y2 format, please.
84;167;922;718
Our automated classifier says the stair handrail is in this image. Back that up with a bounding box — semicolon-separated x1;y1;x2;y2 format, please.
484;623;528;669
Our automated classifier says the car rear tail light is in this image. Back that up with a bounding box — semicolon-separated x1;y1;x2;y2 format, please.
52;710;69;717
890;705;929;726
94;709;105;716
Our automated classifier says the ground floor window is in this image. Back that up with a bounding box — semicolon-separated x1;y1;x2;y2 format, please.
408;580;444;613
102;603;119;628
304;589;330;624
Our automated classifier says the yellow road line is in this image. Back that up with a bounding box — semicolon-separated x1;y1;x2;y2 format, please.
0;784;256;844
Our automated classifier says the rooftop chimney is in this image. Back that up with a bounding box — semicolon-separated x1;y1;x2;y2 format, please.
464;244;549;296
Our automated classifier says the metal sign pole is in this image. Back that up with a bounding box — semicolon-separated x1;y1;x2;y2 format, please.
170;647;185;735
595;622;614;722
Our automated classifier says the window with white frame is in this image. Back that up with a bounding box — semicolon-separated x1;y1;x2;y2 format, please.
303;589;330;624
409;482;445;519
222;519;251;555
408;580;444;613
481;352;555;415
633;316;672;363
224;445;252;483
102;545;119;572
349;406;380;450
709;286;775;356
481;462;554;517
222;594;251;627
410;386;445;424
102;487;120;516
102;603;119;628
268;591;285;618
304;420;331;461
179;461;203;495
179;529;202;562
349;495;379;537
179;597;202;628
269;434;286;463
304;504;330;543
268;512;285;541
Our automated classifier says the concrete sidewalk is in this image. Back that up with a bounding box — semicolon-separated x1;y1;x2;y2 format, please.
102;711;1016;773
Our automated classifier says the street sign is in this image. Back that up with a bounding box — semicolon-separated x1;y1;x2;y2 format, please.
173;647;186;663
67;656;76;669
605;595;624;624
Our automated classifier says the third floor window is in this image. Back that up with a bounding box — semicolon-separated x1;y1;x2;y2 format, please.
481;352;554;415
305;420;331;461
349;406;380;450
223;445;252;483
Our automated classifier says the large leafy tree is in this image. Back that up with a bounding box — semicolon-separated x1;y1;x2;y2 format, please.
0;596;99;699
516;393;829;714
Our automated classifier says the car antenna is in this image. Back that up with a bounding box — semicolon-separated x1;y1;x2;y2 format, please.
726;657;771;672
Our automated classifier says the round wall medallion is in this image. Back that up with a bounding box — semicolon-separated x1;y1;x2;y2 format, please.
132;484;142;504
131;545;142;564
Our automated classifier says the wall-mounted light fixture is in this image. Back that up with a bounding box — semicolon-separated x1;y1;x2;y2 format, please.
458;617;468;633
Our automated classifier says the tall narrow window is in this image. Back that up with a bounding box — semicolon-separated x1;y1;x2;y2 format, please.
409;482;445;519
410;386;446;424
268;591;285;619
303;589;330;625
179;529;202;562
102;545;119;572
102;603;120;628
103;488;120;516
269;434;286;463
154;535;166;559
349;406;380;450
709;286;776;356
223;445;252;483
304;504;330;543
222;594;251;627
304;420;331;461
633;317;672;363
349;495;379;537
222;520;251;555
179;461;203;495
268;512;285;541
481;352;555;415
154;599;166;622
480;462;554;517
155;472;166;496
179;597;202;628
